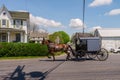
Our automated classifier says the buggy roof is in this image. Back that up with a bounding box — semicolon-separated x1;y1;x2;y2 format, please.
79;37;100;40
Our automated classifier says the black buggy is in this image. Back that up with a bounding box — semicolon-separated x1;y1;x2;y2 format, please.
69;37;109;61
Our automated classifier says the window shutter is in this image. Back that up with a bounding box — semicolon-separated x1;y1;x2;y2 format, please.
21;20;23;25
21;20;23;29
7;20;9;28
0;20;1;28
14;20;15;25
14;20;15;28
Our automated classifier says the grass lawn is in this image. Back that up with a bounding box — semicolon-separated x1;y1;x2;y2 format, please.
0;56;45;60
0;52;65;60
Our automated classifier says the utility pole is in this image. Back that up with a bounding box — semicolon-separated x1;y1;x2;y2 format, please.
83;0;85;35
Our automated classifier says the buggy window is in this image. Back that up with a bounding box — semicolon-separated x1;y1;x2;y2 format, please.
79;39;87;51
80;40;87;46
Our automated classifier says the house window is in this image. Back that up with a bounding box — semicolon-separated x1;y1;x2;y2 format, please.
3;12;6;16
14;19;22;28
16;20;21;28
2;19;6;25
1;33;7;42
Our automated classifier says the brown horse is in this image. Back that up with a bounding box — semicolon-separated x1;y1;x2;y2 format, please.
42;39;71;61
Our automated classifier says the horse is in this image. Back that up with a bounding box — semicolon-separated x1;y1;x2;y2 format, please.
42;38;71;61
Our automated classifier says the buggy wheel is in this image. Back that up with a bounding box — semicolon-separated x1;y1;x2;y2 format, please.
97;48;109;61
77;50;87;59
87;52;97;59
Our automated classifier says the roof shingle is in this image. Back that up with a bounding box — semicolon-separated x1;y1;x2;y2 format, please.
9;11;29;19
96;28;120;37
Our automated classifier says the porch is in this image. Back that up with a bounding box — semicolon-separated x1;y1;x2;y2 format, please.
0;28;26;42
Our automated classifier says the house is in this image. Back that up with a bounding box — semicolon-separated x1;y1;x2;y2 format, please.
0;5;29;43
29;31;48;43
94;28;120;51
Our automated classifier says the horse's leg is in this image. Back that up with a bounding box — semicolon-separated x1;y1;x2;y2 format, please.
47;50;51;58
66;52;70;61
47;51;55;61
52;53;55;61
65;45;72;61
51;49;55;61
47;54;51;58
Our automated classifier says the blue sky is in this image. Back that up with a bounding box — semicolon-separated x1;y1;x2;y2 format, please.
0;0;120;36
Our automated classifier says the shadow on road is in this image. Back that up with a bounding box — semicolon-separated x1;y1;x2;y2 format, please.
40;59;66;62
3;65;47;80
3;60;65;80
40;58;97;62
4;65;25;80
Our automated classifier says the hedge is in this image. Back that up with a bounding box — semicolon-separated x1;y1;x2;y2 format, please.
0;42;48;57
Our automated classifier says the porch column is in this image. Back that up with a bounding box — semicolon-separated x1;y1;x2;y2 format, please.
24;34;28;43
21;32;23;42
7;32;10;42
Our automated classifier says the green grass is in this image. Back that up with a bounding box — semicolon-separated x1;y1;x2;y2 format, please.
0;56;45;60
0;52;65;60
54;52;65;55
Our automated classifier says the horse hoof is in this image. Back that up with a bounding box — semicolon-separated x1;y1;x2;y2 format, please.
66;58;69;61
52;59;55;61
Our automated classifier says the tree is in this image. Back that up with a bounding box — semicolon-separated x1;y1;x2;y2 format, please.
49;31;70;44
29;23;39;32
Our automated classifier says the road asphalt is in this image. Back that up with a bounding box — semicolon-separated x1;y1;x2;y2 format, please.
0;53;120;80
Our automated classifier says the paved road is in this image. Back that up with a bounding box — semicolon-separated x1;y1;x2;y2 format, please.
0;53;120;80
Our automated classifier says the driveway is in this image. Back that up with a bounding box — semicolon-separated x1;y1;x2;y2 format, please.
0;53;120;80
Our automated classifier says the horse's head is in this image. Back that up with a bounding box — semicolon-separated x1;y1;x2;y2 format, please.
42;38;51;45
42;39;47;45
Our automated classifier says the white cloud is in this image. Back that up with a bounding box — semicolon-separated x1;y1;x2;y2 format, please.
17;10;28;12
38;29;47;33
69;18;86;29
89;0;112;7
30;14;62;27
105;9;120;16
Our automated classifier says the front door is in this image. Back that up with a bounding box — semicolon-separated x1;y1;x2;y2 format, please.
16;33;21;42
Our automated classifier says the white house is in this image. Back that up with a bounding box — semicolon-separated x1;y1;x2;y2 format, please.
29;31;48;43
94;28;120;51
0;5;29;43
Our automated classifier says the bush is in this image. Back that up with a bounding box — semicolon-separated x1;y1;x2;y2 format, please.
0;42;48;57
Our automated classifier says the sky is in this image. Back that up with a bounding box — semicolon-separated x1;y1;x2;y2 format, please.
0;0;120;36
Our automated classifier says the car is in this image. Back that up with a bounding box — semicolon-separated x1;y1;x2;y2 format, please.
111;47;120;53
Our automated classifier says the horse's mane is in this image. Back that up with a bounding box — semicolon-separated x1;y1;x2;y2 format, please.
47;40;52;43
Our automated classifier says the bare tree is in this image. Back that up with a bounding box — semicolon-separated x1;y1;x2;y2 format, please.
29;22;39;32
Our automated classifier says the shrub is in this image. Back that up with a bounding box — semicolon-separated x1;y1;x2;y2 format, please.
0;42;48;57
